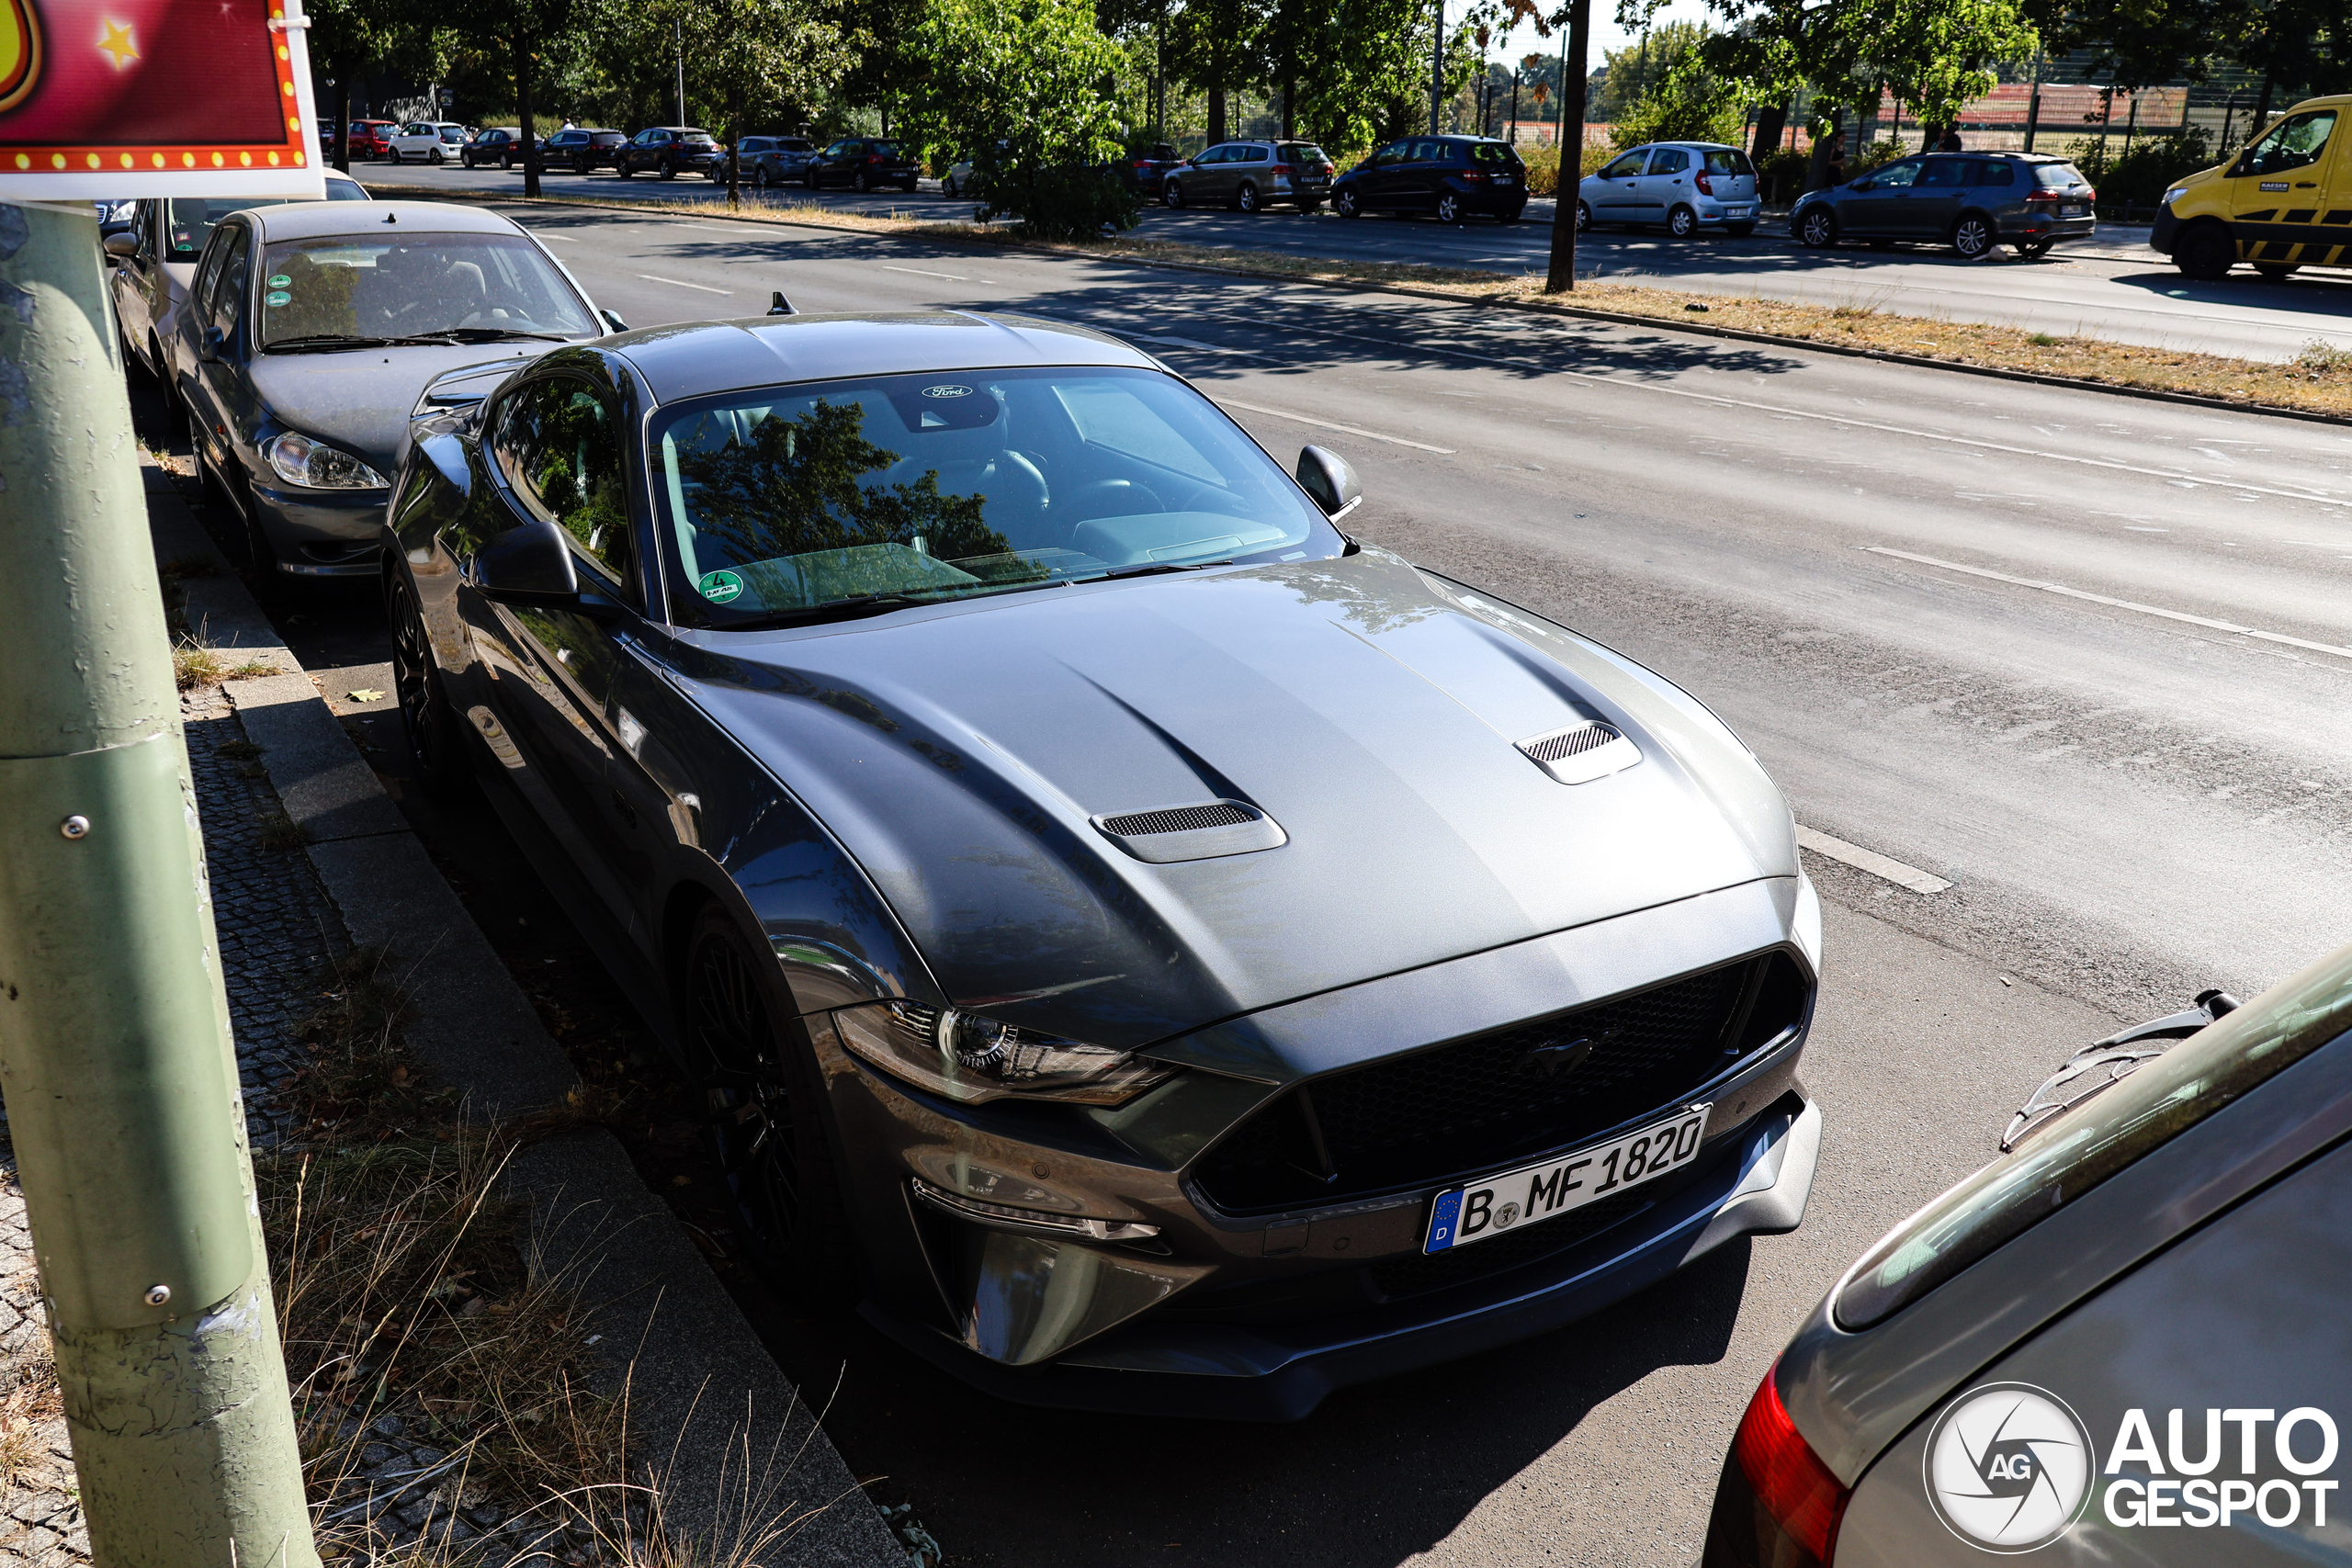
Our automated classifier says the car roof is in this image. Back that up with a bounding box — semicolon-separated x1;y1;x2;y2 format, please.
247;199;523;241
607;310;1163;407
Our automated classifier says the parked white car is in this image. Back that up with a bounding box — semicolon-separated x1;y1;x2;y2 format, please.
1575;141;1760;238
387;122;470;164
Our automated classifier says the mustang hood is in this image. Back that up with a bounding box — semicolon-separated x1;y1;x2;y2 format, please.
678;550;1797;1054
247;342;563;477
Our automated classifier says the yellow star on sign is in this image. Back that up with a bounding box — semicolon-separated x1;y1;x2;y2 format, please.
97;17;136;69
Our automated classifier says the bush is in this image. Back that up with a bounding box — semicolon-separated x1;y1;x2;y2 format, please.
1516;141;1616;197
974;163;1142;240
2064;128;2213;209
1756;146;1808;201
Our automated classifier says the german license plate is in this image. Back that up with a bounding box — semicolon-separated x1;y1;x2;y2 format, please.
1726;205;1754;217
2063;203;2086;216
1424;1105;1710;1253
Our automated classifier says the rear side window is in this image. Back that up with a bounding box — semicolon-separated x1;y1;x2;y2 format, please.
1283;143;1329;166
1470;141;1523;166
2033;163;2086;188
1702;150;1752;175
1837;945;2352;1331
871;141;901;159
1973;160;2016;186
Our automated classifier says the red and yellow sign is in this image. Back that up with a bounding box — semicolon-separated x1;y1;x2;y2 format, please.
0;0;322;198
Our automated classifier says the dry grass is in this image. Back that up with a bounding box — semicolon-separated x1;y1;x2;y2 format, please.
0;1352;60;1495
448;185;2352;422
256;809;311;850
175;636;282;690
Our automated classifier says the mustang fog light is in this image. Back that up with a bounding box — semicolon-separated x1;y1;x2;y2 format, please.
910;1177;1159;1242
267;431;390;490
832;1000;1177;1106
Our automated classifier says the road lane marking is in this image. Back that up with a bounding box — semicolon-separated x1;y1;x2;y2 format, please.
637;275;732;295
881;264;970;280
1211;396;1455;453
1865;546;2352;661
1181;308;2351;509
1794;826;1951;895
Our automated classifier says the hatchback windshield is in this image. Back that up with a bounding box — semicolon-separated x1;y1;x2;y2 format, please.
1702;149;1754;175
652;366;1340;626
256;232;595;347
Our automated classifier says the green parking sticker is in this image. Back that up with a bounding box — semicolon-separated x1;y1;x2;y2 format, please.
265;290;291;306
267;274;291;287
697;570;743;604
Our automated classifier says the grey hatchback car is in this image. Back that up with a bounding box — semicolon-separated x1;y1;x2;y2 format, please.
1792;152;2096;259
1708;946;2352;1565
1162;140;1334;212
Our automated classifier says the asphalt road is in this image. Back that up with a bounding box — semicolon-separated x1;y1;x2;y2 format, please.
241;200;2352;1565
356;161;2352;362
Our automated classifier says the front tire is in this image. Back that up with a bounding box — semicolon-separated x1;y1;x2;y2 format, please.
1576;199;1592;232
1436;191;1463;224
1951;212;1996;259
1163;178;1185;209
388;571;470;796
1333;186;1359;218
1668;202;1698;239
1798;206;1837;247
616;162;634;179
681;905;855;1305
2174;224;2233;280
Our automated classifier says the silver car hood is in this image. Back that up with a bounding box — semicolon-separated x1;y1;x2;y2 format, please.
680;548;1797;1053
247;343;562;476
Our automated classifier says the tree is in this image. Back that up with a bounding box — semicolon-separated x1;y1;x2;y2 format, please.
1166;0;1261;144
903;0;1138;237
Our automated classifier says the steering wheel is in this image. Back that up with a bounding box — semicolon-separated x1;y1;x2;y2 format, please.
1065;479;1166;520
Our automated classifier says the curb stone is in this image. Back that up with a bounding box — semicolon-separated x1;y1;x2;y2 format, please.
362;181;2350;431
142;459;905;1568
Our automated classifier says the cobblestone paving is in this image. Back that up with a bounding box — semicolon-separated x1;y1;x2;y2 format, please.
0;682;349;1563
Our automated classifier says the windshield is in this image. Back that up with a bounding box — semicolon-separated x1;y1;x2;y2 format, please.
651;365;1340;626
256;232;595;347
1836;942;2352;1330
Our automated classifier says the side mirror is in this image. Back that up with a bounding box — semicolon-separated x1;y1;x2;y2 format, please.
598;308;628;333
1851;178;1873;190
103;231;137;260
198;325;226;363
1295;445;1361;521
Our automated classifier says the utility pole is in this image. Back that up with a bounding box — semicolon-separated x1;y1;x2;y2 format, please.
1430;0;1445;134
1543;0;1590;292
674;17;686;125
2022;42;2042;152
0;205;318;1568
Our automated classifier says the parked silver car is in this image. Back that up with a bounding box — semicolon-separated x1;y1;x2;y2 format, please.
1163;140;1333;212
1577;141;1760;237
169;199;615;577
104;178;370;385
741;135;817;186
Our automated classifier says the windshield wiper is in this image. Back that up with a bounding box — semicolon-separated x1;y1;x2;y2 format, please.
1090;559;1233;581
266;333;394;353
435;327;570;343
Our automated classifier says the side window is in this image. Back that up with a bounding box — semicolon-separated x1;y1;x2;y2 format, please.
1408;139;1446;163
1598;150;1647;179
205;222;251;333
1871;159;1922;188
2239;109;2336;177
1648;148;1690;175
1973;160;2016;186
492;377;635;591
1919;158;1970;187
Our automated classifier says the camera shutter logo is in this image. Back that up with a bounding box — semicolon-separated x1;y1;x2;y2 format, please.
1924;1382;2095;1552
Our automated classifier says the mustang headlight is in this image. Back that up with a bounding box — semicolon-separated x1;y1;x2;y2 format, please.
267;431;390;490
833;1000;1177;1106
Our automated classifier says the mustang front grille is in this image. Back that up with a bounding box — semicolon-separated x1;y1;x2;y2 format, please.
1192;951;1811;1213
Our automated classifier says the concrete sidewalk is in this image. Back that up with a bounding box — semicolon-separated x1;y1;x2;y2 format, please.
144;460;904;1568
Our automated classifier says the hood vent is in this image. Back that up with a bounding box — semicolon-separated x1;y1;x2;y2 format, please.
1092;799;1287;864
1517;721;1642;785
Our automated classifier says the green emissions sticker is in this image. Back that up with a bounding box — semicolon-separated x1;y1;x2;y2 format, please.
697;570;744;604
264;290;291;307
267;274;291;287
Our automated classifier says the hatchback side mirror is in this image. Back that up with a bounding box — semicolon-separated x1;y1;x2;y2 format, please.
1295;445;1361;520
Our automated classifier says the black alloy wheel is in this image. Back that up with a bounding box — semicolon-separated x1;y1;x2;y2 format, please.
1951;212;1995;259
681;906;854;1303
1333;185;1359;218
660;159;677;179
2174;224;2233;281
574;157;593;175
461;152;473;168
1163;177;1185;209
1436;191;1463;223
387;571;470;796
1668;202;1698;239
855;170;874;193
616;160;634;179
753;164;771;187
1576;199;1591;231
430;147;446;164
1236;180;1259;213
389;147;403;164
1798;206;1836;247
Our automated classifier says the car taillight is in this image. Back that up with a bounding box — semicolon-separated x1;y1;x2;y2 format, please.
1271;163;1293;175
867;153;885;164
1463;169;1487;182
1695;171;1714;195
1721;1363;1849;1565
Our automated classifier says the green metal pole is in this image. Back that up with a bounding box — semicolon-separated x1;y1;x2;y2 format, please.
0;201;319;1568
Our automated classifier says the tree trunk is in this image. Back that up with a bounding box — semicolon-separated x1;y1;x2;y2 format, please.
517;28;540;199
1542;0;1589;293
1806;106;1842;191
1751;100;1786;161
334;77;352;173
1283;72;1296;140
727;85;742;209
1208;84;1227;145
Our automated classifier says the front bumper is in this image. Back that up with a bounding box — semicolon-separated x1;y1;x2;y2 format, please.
251;479;390;576
867;1091;1821;1419
2150;204;2183;254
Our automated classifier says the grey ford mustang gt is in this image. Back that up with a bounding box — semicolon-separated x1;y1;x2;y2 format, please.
383;310;1826;1418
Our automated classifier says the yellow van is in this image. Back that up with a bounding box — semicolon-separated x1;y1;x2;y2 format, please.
2153;94;2351;280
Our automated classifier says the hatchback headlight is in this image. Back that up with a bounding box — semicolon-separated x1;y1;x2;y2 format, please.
267;431;390;490
833;1000;1178;1106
